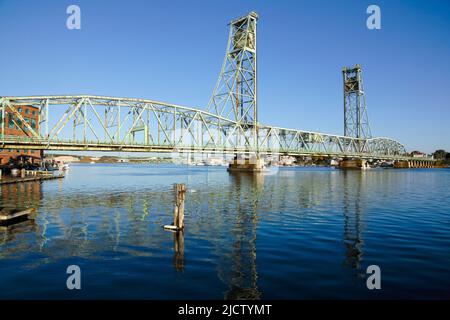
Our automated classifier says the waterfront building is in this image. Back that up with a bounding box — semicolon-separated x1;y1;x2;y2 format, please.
411;152;428;158
50;156;80;163
0;105;42;165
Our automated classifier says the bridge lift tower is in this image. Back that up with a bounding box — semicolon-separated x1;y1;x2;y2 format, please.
207;11;259;156
342;64;372;156
342;64;372;141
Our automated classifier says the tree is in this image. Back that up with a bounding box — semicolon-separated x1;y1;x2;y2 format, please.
433;149;447;160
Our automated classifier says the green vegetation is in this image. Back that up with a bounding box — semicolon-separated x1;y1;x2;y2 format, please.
433;149;450;165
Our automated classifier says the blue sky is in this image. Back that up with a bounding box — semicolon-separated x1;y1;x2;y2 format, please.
0;0;449;153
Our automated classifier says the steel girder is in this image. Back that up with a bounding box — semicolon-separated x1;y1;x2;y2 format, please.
256;125;406;159
1;95;407;159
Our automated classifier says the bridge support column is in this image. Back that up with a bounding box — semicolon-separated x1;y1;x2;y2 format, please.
394;160;412;169
395;160;437;168
394;160;410;168
338;159;369;170
227;155;265;173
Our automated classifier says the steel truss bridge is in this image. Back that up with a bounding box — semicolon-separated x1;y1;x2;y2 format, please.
0;95;407;160
0;12;421;162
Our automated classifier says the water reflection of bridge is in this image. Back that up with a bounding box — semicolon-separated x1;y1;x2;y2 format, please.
0;169;373;298
342;171;364;272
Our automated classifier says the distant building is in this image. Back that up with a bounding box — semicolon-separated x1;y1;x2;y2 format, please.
0;105;42;165
51;156;80;163
410;151;427;158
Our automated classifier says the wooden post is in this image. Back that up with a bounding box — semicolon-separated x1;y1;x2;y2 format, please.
173;195;179;228
164;183;186;231
174;183;186;229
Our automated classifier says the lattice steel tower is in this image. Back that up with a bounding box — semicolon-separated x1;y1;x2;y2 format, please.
207;11;258;150
342;65;372;139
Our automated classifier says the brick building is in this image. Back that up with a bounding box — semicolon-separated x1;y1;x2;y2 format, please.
0;105;43;166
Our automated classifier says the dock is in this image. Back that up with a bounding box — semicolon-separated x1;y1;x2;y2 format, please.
0;207;36;226
0;173;64;185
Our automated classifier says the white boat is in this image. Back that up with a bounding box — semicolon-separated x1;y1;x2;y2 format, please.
59;163;70;171
361;163;372;170
205;158;226;166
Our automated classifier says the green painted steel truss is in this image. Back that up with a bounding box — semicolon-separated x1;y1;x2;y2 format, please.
0;95;407;160
0;12;414;161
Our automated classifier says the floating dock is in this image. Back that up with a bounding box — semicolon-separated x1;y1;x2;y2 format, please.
0;207;35;226
0;173;64;185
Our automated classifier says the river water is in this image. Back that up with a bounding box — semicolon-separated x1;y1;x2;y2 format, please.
0;164;449;299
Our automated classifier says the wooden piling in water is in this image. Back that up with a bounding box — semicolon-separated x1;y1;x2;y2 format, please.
173;230;185;272
164;183;186;231
174;183;186;229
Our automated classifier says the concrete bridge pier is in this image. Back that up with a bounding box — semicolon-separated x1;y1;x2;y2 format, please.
394;160;434;168
227;154;265;173
338;158;369;170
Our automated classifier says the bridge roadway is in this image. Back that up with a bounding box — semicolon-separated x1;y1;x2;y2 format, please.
0;95;433;163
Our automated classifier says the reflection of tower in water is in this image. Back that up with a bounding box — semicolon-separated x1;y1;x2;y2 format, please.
221;172;263;300
342;171;365;271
